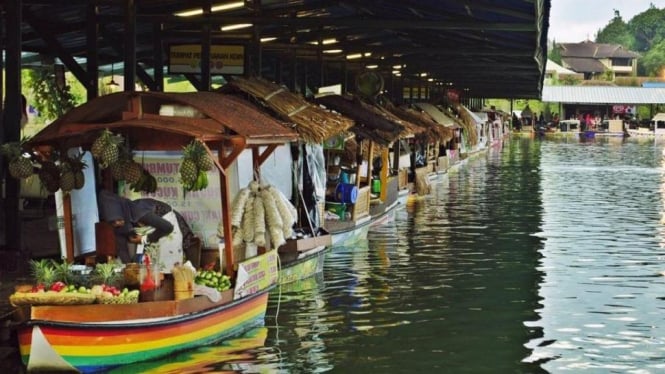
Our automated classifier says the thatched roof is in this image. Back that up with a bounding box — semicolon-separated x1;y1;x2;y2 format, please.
219;76;354;143
28;91;298;151
314;94;403;146
381;100;453;143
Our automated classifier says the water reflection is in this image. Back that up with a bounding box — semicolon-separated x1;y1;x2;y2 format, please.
107;327;268;373
82;137;665;373
525;138;665;372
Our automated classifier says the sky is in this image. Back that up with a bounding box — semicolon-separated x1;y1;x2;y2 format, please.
548;0;664;43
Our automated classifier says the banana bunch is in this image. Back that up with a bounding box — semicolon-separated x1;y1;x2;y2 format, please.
181;140;213;193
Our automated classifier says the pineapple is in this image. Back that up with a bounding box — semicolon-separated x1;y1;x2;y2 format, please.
30;259;57;289
67;152;87;190
8;157;34;179
110;158;128;181
74;170;85;189
59;161;76;193
52;260;76;285
90;130;110;158
91;263;122;287
38;161;61;193
90;129;123;169
180;157;198;189
1;141;34;179
181;140;214;191
192;140;214;171
123;161;144;184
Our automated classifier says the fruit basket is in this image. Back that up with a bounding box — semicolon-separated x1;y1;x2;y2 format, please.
92;285;140;304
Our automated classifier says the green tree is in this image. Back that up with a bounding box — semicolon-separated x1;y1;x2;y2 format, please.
549;40;562;64
639;39;665;76
24;66;83;124
628;5;665;52
596;10;634;48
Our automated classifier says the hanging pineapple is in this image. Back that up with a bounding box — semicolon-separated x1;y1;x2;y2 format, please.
123;160;143;184
0;141;34;179
193;140;214;172
59;161;76;193
180;140;209;192
68;152;87;190
38;160;61;193
90;129;123;169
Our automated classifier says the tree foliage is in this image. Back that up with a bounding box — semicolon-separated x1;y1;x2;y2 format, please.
596;10;634;49
549;40;562;64
23;67;84;124
627;5;665;52
640;39;665;76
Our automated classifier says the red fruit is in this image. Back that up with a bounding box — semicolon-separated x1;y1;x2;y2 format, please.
31;284;45;293
50;281;66;292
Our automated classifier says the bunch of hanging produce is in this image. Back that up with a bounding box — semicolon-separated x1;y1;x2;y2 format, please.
224;180;297;249
0;140;34;179
55;152;87;193
91;129;157;193
180;139;214;192
1;140;89;194
90;129;124;169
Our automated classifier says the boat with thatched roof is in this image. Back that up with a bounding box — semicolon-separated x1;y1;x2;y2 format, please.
7;91;298;372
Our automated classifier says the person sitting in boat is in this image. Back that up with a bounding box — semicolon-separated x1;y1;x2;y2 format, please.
98;189;183;268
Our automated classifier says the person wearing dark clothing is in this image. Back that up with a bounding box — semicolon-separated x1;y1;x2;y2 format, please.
98;190;174;263
512;113;521;131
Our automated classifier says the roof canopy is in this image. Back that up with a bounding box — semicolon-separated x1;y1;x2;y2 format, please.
29;91;298;151
13;0;551;99
542;86;665;104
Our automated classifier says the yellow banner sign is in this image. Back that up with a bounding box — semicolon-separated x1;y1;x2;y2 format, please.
169;44;245;75
233;250;278;300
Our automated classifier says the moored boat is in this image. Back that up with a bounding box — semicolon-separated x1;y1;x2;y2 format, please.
6;91;298;372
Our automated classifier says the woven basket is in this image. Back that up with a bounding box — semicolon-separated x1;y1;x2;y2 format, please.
10;291;96;306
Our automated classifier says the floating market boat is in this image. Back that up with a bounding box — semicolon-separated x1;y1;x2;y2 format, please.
219;76;349;283
7;91;299;372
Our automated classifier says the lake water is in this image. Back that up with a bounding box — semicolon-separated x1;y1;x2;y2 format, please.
45;136;665;373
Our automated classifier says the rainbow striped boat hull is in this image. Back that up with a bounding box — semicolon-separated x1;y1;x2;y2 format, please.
16;290;270;373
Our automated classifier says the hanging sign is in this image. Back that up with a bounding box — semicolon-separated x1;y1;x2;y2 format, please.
168;44;245;75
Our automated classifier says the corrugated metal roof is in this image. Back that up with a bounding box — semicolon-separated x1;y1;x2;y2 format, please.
542;86;665;104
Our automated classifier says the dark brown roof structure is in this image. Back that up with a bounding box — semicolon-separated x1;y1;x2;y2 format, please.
314;94;404;146
219;76;355;144
560;41;641;59
559;41;640;74
10;0;550;99
28;91;298;151
380;100;454;143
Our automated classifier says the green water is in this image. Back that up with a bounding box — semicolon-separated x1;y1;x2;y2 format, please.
103;136;665;373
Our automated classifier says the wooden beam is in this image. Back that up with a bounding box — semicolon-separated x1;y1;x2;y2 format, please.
22;8;88;85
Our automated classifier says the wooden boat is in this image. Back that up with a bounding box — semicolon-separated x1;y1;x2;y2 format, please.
313;94;407;246
10;91;299;372
101;326;268;373
16;269;271;373
218;77;353;283
277;229;331;283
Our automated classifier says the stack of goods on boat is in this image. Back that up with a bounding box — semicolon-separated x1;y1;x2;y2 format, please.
227;180;297;259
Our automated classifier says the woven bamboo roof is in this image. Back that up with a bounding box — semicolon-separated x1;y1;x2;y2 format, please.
219;76;354;143
29;91;298;151
314;94;403;146
380;100;453;143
